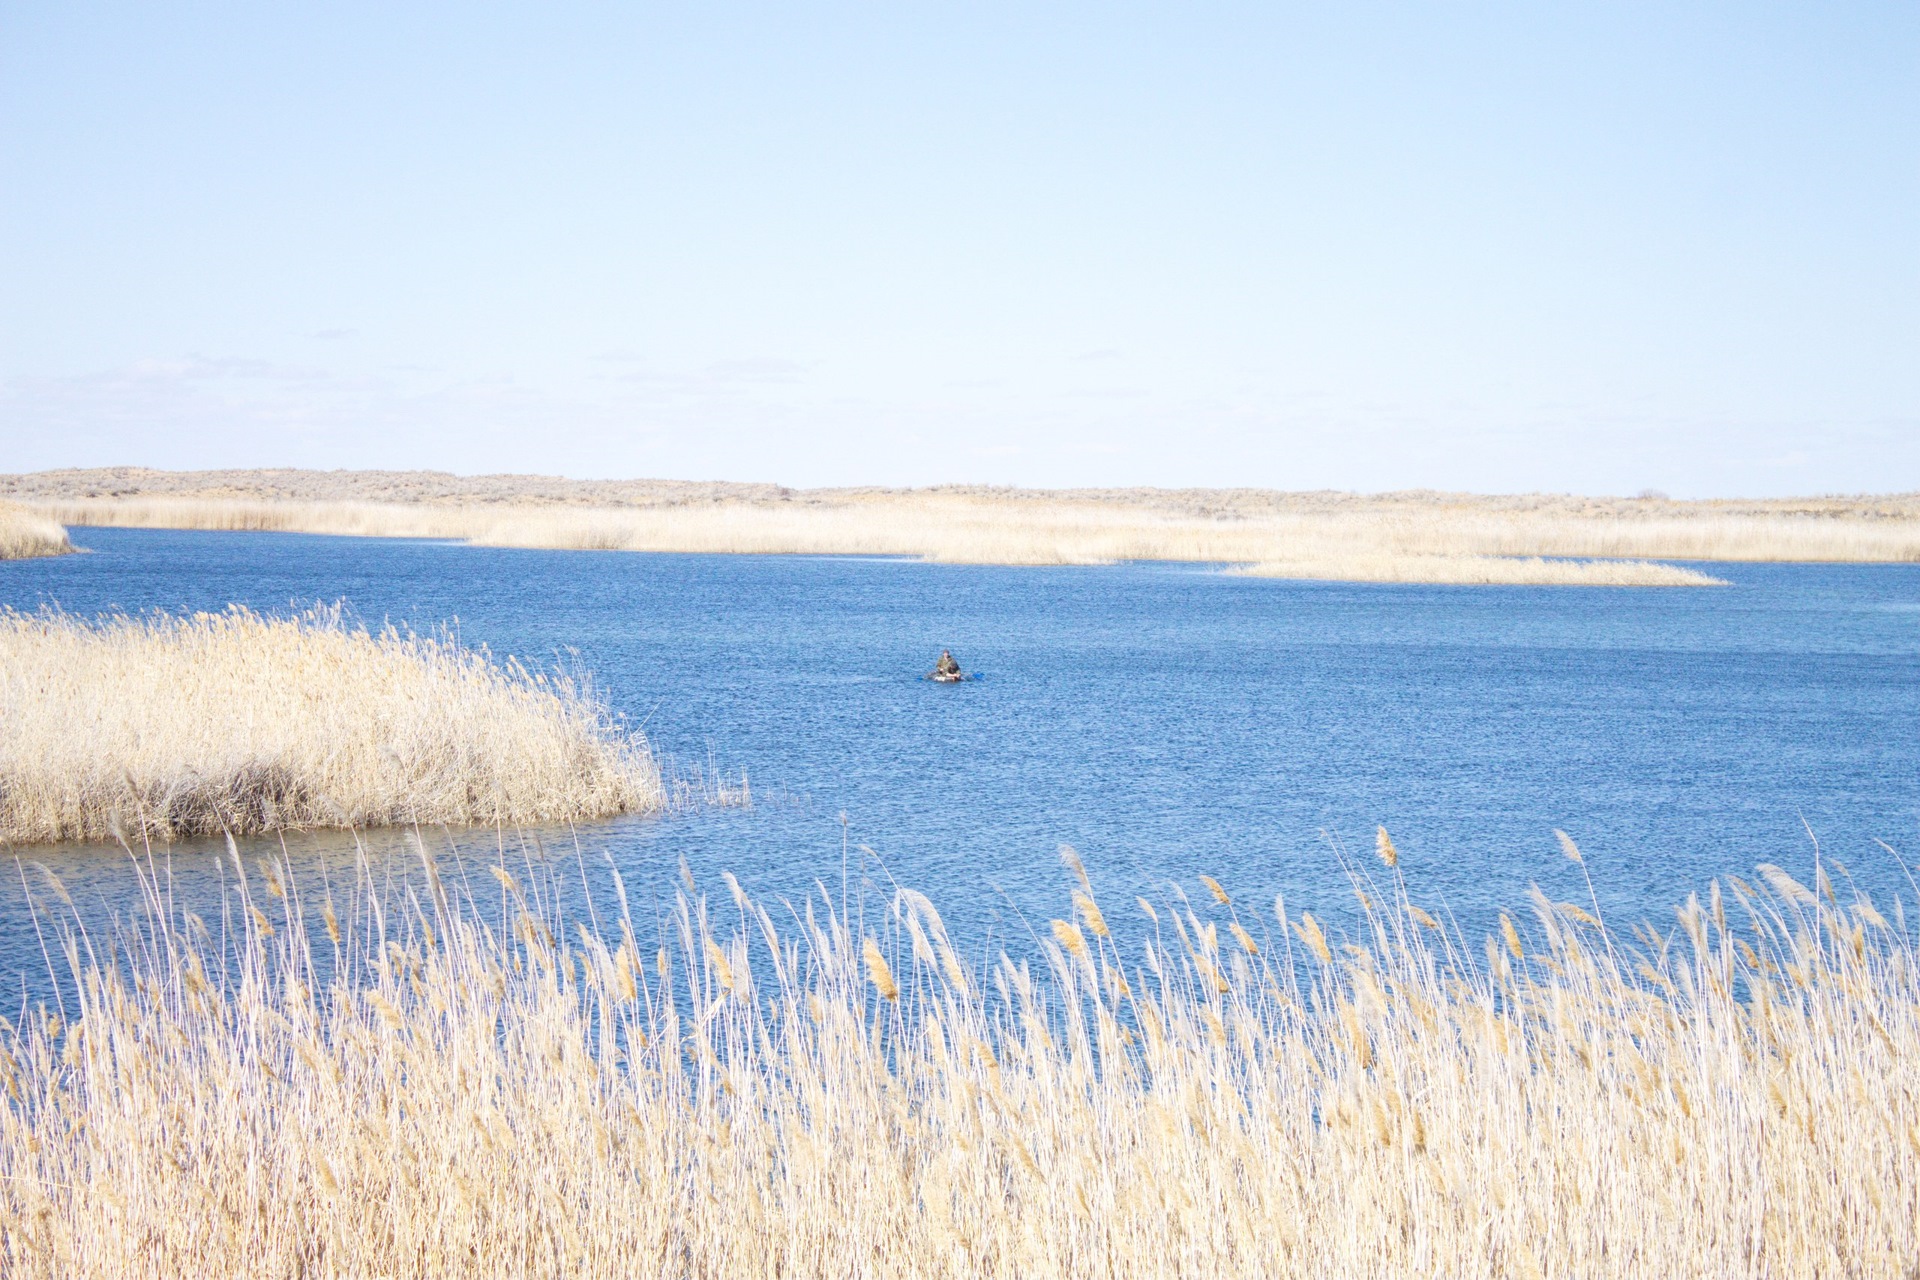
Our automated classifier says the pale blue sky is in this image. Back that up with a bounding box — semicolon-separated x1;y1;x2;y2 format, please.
1;3;1914;493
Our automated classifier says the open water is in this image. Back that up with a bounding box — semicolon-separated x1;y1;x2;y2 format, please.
3;526;1918;993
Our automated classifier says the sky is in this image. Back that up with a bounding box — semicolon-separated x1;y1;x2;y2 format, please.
0;2;1914;495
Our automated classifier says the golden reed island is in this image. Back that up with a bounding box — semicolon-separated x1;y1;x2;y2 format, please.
0;605;661;844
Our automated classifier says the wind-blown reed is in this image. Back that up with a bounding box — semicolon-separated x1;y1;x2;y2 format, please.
1;839;1913;1276
0;503;70;561
0;606;660;843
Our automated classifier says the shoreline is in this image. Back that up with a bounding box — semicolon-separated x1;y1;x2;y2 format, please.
8;468;1917;580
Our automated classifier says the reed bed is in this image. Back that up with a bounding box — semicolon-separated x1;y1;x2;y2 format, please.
0;503;70;561
0;493;1771;582
12;468;1920;576
1;835;1913;1277
1234;554;1729;586
0;606;660;843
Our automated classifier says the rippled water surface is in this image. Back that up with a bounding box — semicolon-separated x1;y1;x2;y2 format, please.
4;527;1918;990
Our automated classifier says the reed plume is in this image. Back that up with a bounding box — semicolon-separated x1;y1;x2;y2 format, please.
863;936;899;1001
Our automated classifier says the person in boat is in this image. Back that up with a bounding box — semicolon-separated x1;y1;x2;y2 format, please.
934;649;962;680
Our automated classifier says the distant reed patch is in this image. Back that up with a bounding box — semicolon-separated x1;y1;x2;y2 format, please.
1232;553;1729;585
13;471;1920;578
0;839;1912;1276
0;502;71;561
0;605;661;843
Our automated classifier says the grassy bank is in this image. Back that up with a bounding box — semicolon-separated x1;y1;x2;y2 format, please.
0;502;71;561
1;840;1912;1276
0;606;661;843
10;467;1920;577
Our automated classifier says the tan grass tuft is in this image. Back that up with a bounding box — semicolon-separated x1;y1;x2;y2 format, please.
863;937;899;1002
705;940;736;993
1501;913;1525;961
1050;919;1089;960
1073;891;1110;940
1294;912;1333;964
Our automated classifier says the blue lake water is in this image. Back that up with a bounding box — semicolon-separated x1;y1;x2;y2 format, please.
3;526;1918;993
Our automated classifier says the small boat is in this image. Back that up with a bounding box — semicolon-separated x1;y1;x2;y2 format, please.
930;669;965;683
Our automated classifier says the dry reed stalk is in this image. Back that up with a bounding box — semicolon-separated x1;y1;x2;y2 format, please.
0;502;71;561
0;605;661;843
1;845;1913;1278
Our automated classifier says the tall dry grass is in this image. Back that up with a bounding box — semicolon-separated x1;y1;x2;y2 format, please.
0;503;70;561
10;468;1919;576
0;606;661;844
1;835;1913;1276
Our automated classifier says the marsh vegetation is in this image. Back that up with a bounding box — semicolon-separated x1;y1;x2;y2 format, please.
1233;553;1727;586
0;503;71;561
0;834;1913;1276
11;467;1918;579
0;605;661;844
